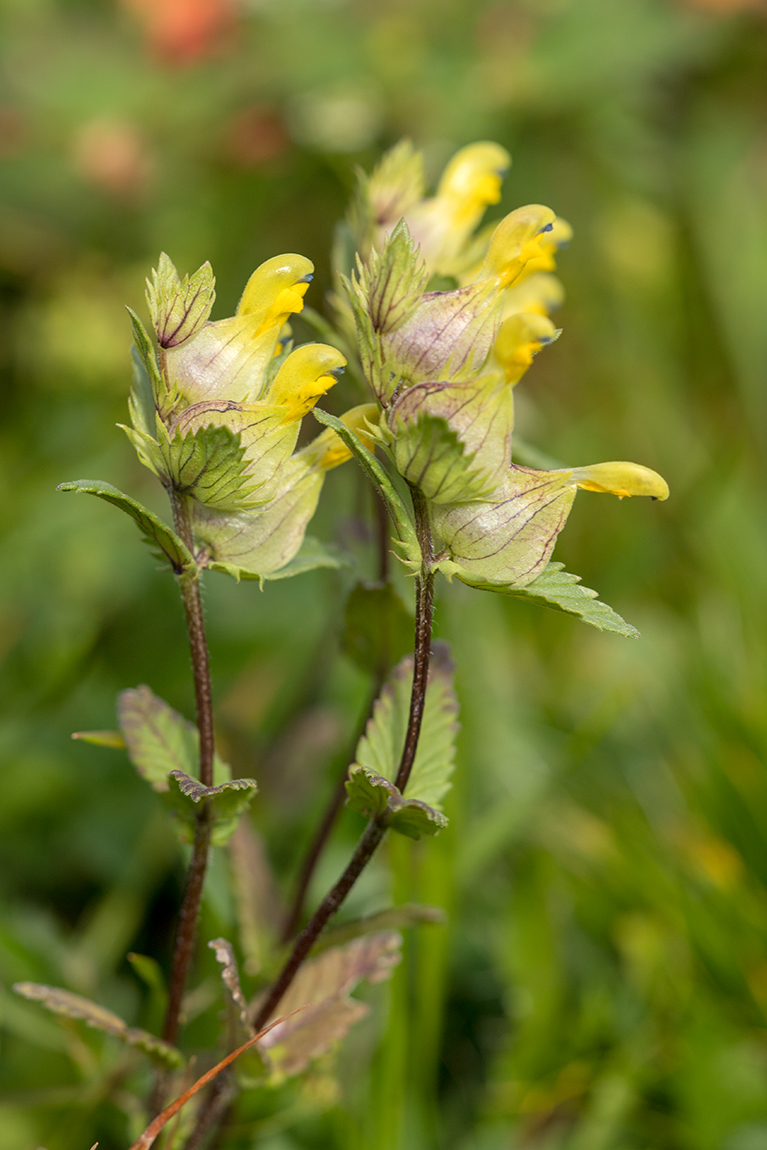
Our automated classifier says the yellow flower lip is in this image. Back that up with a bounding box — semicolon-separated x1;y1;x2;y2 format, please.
572;461;669;501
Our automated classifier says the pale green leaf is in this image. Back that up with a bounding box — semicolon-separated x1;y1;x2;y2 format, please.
466;561;640;637
57;479;194;573
12;982;183;1069
128;341;157;438
354;642;458;810
117;684;231;792
195;457;326;580
159;422;257;513
345;766;398;820
263;536;349;581
71;730;126;749
254;931;401;1081
168;770;258;846
146;252;216;350
126;307;162;398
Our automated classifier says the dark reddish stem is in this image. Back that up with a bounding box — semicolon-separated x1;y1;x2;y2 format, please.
151;493;216;1113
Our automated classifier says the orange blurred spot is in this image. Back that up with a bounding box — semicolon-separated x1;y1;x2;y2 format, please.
225;106;290;167
121;0;238;65
73;118;152;199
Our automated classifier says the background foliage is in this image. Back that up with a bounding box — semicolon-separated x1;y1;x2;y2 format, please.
2;0;767;1147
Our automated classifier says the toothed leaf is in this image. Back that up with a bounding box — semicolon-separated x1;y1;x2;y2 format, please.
57;480;194;573
159;423;257;513
146;253;216;350
466;561;640;637
12;983;183;1069
116;685;230;792
167;771;258;847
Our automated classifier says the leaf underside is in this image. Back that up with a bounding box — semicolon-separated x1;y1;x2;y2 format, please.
57;480;193;573
12;982;183;1069
465;561;640;637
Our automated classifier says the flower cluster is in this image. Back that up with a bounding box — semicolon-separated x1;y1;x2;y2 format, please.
344;140;668;590
125;253;374;578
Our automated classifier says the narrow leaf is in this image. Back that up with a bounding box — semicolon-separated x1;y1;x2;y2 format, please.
128;1013;299;1150
72;730;125;749
126;307;162;397
168;770;258;847
312;408;420;569
117;685;231;792
12;983;183;1069
209;937;250;1027
467;561;640;637
58;480;194;574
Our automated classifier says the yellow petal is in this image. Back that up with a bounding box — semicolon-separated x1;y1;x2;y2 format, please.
481;205;557;288
503;271;565;319
435;141;511;229
494;312;559;385
237;254;314;337
265;344;346;421
305;403;380;470
572;461;669;500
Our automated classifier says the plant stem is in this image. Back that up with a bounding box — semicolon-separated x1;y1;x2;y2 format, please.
252;487;435;1032
396;486;434;792
157;493;216;1071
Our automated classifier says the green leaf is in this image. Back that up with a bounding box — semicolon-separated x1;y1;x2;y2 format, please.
355;642;458;810
263;536;349;581
145;252;216;350
312;408;420;570
71;730;125;749
345;766;398;820
159;422;257;513
255;931;401;1082
344;767;447;841
341;581;413;676
57;480;194;573
388;800;448;840
126;307;162;398
128;342;158;438
12;982;183;1069
345;643;459;839
168;770;258;847
117;684;230;792
465;561;640;638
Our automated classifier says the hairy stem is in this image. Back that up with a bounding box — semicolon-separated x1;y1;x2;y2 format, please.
396;487;434;791
252;487;435;1031
155;492;216;1088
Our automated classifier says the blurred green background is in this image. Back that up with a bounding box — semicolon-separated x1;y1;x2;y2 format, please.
2;0;767;1147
